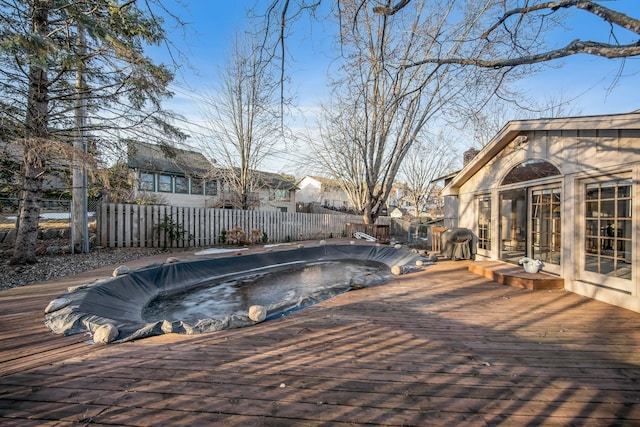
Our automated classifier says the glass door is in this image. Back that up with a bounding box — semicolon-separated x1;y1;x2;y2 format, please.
499;189;527;263
531;187;561;266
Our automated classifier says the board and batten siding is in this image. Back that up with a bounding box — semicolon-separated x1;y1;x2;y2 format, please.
96;203;387;248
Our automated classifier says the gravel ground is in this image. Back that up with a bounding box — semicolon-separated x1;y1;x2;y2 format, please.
0;247;185;291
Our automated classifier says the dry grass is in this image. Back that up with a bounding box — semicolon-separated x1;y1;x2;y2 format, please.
0;219;70;230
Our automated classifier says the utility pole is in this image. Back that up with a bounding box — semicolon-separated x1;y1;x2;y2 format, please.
71;20;89;253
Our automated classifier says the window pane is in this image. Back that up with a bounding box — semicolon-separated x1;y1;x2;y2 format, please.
191;179;203;195
585;220;598;237
585;184;599;200
585;238;599;254
617;264;632;280
269;189;289;201
532;193;541;204
600;200;615;218
205;180;217;196
600;257;615;275
175;177;188;194
617;239;632;261
618;220;632;239
618;199;632;218
585;255;599;273
618;183;632;198
600;184;615;200
140;173;155;191
585;201;598;218
158;175;172;192
501;160;560;185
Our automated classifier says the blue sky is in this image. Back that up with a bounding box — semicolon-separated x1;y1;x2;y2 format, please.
151;1;640;172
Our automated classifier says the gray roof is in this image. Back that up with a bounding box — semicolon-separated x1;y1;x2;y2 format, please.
255;170;298;191
127;141;213;177
127;141;297;190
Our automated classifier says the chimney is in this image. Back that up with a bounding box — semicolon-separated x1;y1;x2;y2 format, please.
463;148;480;166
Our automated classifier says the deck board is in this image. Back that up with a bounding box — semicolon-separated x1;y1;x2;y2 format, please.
1;247;640;426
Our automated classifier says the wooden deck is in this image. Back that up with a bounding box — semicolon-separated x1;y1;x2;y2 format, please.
2;247;640;426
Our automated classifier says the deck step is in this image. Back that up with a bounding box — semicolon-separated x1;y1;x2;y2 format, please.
469;261;564;290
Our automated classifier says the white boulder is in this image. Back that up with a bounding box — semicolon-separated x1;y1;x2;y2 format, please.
248;305;267;322
93;324;119;344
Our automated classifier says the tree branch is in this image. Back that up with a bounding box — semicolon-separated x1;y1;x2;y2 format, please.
405;39;640;69
372;0;411;16
482;0;640;40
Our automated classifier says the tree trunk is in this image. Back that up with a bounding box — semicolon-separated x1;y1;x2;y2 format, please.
11;140;45;265
362;203;374;225
11;3;49;265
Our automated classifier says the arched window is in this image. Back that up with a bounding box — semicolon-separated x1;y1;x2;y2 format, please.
501;159;560;185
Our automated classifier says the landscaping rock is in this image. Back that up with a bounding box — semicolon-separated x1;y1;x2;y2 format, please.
45;297;71;313
46;246;61;255
112;265;130;277
93;323;119;344
248;305;267;322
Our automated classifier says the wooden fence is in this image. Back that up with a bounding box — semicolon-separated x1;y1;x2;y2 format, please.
96;203;390;248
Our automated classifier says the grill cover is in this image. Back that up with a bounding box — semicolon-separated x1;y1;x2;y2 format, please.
441;228;474;260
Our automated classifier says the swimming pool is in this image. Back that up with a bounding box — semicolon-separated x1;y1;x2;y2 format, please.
44;244;427;343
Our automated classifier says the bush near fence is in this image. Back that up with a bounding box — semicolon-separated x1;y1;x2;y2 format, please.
97;203;391;248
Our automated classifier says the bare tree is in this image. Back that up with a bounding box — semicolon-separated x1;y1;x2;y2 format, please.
455;92;584;147
302;0;511;224
305;104;368;213
200;33;282;210
400;134;456;217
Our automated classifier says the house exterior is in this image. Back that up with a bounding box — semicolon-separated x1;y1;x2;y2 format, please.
127;141;297;212
441;111;640;313
296;176;351;210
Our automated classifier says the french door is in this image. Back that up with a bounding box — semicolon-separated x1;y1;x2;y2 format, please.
499;189;527;263
500;186;561;271
531;187;562;267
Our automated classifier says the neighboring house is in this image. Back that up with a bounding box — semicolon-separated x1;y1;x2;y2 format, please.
248;170;298;213
390;207;409;218
127;141;297;212
441;111;640;313
127;141;215;208
387;183;444;219
296;176;351;210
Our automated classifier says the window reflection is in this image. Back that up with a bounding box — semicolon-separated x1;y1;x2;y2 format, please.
502;160;560;185
584;179;632;280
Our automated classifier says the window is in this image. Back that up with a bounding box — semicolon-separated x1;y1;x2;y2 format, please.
158;174;172;192
585;179;632;280
191;178;203;195
205;180;218;196
139;173;155;191
175;176;189;194
502;160;560;185
269;189;289;201
477;195;491;250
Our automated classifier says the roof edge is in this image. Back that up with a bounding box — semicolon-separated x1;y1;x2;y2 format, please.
442;111;640;196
